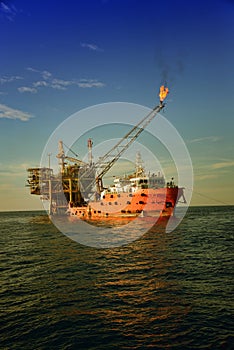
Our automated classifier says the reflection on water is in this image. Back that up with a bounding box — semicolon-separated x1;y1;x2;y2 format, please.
52;214;172;248
0;207;233;349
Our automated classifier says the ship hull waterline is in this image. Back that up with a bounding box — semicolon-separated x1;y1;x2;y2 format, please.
65;186;183;227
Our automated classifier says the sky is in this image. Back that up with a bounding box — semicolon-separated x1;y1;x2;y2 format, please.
0;0;234;211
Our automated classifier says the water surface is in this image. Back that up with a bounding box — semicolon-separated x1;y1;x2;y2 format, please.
0;206;233;349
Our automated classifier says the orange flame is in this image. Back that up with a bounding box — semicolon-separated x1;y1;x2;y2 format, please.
159;85;169;102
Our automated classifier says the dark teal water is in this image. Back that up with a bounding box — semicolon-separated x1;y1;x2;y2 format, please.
0;206;233;349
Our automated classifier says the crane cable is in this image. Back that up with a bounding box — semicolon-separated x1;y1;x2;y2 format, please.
185;187;232;206
63;142;79;158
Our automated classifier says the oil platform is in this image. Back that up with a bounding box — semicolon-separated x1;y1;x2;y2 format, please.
27;86;184;218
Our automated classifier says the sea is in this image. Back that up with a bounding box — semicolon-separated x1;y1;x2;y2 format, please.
0;206;233;350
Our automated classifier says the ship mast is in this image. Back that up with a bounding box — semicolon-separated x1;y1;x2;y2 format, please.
87;138;93;165
135;151;145;177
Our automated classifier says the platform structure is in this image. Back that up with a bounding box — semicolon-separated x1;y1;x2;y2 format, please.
27;165;91;214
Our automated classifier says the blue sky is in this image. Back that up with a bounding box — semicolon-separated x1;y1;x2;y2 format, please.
0;0;234;210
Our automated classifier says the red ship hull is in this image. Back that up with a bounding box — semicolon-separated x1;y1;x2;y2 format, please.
68;186;183;222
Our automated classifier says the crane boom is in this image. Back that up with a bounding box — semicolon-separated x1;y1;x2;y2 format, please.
80;101;166;196
64;156;87;166
95;103;164;190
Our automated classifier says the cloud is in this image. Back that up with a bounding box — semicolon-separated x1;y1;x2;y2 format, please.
26;68;106;91
18;86;37;93
0;103;34;121
0;162;33;177
0;1;17;21
42;70;52;80
188;136;222;143
51;78;73;87
196;174;218;181
23;67;106;92
80;42;103;51
211;160;234;169
50;78;105;89
50;83;67;90
26;67;39;73
26;67;52;79
33;80;49;87
77;80;105;88
0;75;23;84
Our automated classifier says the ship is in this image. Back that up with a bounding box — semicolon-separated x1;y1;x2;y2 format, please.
68;166;183;221
27;86;185;224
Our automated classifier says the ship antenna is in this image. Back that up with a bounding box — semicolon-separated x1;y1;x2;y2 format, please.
87;138;93;166
135;151;145;177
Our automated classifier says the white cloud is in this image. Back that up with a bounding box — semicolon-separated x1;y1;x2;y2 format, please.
25;67;105;91
42;70;52;80
81;42;103;51
50;84;67;90
26;67;51;88
77;80;105;88
0;75;23;84
51;78;73;87
0;2;17;21
26;67;52;80
2;67;105;96
26;67;39;73
49;78;105;89
0;103;34;121
33;81;49;87
18;86;37;93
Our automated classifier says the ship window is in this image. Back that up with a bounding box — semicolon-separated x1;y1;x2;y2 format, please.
127;210;131;213
139;201;145;205
98;211;101;213
94;210;96;214
114;202;118;205
141;193;147;197
166;202;172;208
121;210;126;213
117;194;121;197
101;202;104;206
109;202;112;205
129;193;133;197
142;185;148;189
103;195;105;199
110;194;113;198
127;201;131;204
